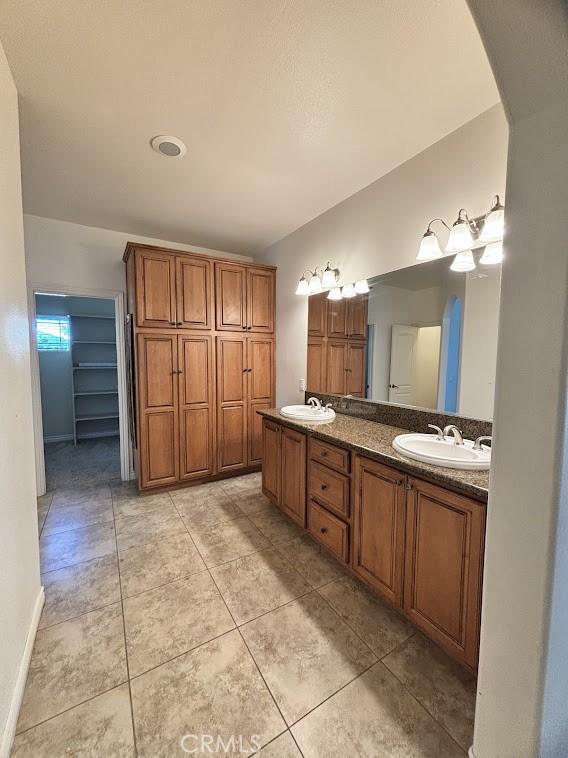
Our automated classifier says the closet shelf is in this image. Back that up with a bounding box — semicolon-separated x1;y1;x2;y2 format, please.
69;314;115;320
72;340;116;345
74;390;118;396
73;365;118;370
76;413;119;422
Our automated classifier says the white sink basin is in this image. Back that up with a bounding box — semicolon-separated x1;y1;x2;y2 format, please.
392;433;490;470
280;405;336;424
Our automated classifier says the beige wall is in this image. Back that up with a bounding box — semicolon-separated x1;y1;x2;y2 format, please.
414;326;441;410
0;43;41;755
257;104;508;407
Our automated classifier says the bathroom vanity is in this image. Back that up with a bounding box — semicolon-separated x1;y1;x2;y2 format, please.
260;407;488;671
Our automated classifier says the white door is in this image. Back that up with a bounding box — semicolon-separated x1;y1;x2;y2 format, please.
389;324;418;404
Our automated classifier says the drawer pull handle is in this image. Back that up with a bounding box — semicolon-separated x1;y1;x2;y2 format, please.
320;484;328;491
320;527;328;534
320;451;328;457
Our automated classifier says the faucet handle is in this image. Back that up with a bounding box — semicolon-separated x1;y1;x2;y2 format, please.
428;424;444;441
473;435;492;450
443;425;464;445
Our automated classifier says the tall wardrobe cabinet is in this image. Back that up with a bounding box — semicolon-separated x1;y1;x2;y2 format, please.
125;243;276;491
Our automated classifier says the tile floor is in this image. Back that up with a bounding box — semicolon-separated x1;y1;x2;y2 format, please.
22;473;476;757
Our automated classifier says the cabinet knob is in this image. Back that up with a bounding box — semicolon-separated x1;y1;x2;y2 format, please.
242;325;247;330
247;326;252;330
320;527;328;534
177;321;183;326
321;484;328;491
320;451;328;457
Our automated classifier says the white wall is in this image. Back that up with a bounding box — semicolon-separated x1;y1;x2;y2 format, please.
257;105;508;407
459;266;501;419
0;43;42;756
24;215;252;296
414;326;441;410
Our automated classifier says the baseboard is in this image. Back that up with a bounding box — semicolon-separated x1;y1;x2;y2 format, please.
0;587;45;758
43;434;73;443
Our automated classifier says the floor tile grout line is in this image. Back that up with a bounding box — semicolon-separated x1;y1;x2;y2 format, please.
119;566;209;602
40;545;117;575
38;597;123;633
111;489;140;758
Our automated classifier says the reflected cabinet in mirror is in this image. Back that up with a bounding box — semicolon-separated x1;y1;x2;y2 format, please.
306;251;501;421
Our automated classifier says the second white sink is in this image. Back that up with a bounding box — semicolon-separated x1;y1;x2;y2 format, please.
280;405;336;424
393;433;490;470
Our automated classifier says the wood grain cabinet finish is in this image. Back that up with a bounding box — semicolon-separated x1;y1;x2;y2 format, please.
280;427;307;527
247;336;275;465
353;456;406;607
308;293;327;336
307;337;326;393
137;333;179;488
178;334;214;480
215;262;247;331
404;477;485;669
135;250;176;328
346;341;366;397
309;438;350;474
308;500;349;563
262;420;281;503
327;298;347;338
309;460;350;519
326;340;347;395
176;256;212;329
216;335;247;471
247;267;275;333
346;297;368;339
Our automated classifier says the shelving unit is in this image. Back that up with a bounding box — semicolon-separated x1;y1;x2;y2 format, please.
70;313;119;444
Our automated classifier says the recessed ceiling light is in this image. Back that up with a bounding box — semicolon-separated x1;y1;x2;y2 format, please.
150;135;186;158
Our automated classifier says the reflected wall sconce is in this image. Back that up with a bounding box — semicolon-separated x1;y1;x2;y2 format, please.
417;195;505;272
294;263;370;300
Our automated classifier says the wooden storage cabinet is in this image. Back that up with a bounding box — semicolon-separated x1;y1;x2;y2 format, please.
125;243;275;492
262;420;281;503
404;477;485;669
261;419;306;527
308;500;349;563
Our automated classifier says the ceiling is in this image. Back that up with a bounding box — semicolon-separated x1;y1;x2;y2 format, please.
0;0;499;254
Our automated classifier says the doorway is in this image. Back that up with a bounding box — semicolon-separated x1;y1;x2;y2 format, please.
30;287;131;493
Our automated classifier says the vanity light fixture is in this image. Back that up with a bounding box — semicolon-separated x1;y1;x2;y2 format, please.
480;195;505;242
308;272;323;294
295;263;340;295
327;287;343;300
321;262;340;288
450;250;476;272
295;276;310;295
446;209;476;252
416;219;448;261
480;240;504;265
341;283;356;298
354;279;370;294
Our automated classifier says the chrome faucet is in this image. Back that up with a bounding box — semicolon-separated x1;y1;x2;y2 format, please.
474;435;492;450
443;424;464;445
427;424;445;441
307;396;323;411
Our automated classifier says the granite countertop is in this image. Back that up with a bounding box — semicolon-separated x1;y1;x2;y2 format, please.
259;408;489;503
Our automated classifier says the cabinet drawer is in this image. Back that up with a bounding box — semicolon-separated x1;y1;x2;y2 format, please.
308;500;349;563
309;460;350;518
310;438;350;474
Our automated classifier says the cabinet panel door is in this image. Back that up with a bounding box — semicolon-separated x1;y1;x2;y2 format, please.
179;335;214;480
347;297;368;339
347;341;366;397
249;401;271;466
248;336;274;402
326;341;347;394
216;336;247;471
308;293;327;336
280;427;307;527
404;478;485;670
176;256;212;329
135;250;176;328
137;333;179;488
327;298;347;337
262;419;281;503
215;262;247;331
307;337;326;393
247;268;274;333
353;456;406;606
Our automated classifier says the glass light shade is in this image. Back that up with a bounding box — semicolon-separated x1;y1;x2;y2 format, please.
480;240;503;265
450;250;476;272
417;231;442;261
354;279;370;294
341;283;356;298
308;274;322;294
480;208;505;242
446;221;475;252
321;266;337;288
295;278;309;295
327;287;343;300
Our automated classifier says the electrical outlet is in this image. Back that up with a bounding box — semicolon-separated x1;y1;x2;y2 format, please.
299;378;306;391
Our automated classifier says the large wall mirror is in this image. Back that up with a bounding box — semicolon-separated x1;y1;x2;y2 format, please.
306;250;501;421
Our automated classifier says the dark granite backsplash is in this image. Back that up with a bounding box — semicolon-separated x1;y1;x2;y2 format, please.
305;391;492;442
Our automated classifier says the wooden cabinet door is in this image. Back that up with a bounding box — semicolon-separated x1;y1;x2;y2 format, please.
262;419;281;503
137;333;179;488
135;250;176;328
326;340;347;394
346;341;366;397
327;298;347;337
347;297;368;339
176;256;212;329
178;335;214;480
247;268;274;333
404;478;485;670
353;456;406;606
280;427;307;527
247;336;274;466
307;337;326;392
215;262;247;331
216;335;247;471
308;293;327;336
